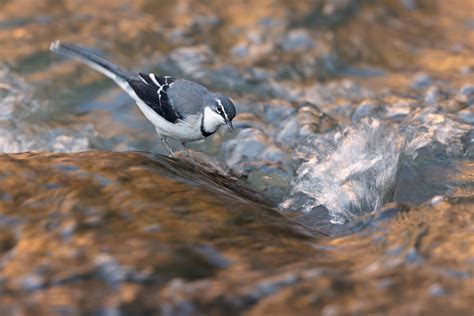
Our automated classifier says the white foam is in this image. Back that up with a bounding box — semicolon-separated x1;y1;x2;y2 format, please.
281;119;402;224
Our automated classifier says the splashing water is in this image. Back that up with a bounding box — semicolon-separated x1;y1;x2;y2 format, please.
280;105;472;225
281;119;402;224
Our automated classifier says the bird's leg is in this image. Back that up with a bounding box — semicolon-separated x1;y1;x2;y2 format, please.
181;142;196;165
155;129;175;157
161;136;175;157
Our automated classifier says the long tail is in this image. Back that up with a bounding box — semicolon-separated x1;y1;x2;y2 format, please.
50;41;137;85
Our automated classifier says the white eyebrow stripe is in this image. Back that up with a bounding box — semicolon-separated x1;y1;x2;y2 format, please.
215;98;229;121
149;73;162;88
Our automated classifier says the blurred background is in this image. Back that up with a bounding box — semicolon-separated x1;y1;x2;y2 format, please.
0;1;473;315
0;0;472;154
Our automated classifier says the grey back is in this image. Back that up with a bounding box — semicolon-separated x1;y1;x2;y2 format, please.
167;80;210;116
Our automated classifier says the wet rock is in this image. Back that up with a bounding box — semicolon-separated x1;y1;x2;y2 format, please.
261;145;286;163
205;65;248;91
460;65;473;75
17;274;45;292
59;219;77;241
424;86;446;105
411;73;432;89
0;67;97;153
142;224;161;233
145;197;474;315
189;14;221;31
280;29;314;52
304;80;373;120
401;0;419;10
232;112;268;131
456;84;474;106
242;67;273;83
264;81;302;102
0;96;16;121
222;128;269;168
230;22;281;62
194;245;230;269
96;307;121;316
457;108;474;124
385;98;417;121
430;195;444;206
276;117;299;146
439;99;466;113
94;254;129;284
246;164;293;203
231;43;250;59
247;273;299;302
277;102;338;147
352;99;384;122
0;152;321;314
428;284;446;297
291;132;339;163
405;247;424;265
405;109;471;156
168;45;214;79
51;134;90;152
0;229;16;253
385;105;411;120
262;100;295;124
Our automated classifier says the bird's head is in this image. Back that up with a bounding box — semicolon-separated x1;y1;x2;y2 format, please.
202;93;236;134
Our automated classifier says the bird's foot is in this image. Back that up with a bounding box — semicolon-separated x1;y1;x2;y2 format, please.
181;142;197;167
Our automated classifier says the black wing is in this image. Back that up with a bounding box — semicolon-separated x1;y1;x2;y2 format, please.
127;73;182;123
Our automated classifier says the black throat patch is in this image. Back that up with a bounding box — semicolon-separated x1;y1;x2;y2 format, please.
200;115;214;138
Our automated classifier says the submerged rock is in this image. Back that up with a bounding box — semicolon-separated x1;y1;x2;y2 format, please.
0;152;471;315
457;108;474;125
411;73;432;89
0;152;314;314
0;66;96;153
456;84;474;106
351;99;384;122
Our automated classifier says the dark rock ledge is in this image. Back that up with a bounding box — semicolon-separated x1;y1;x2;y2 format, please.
0;152;472;315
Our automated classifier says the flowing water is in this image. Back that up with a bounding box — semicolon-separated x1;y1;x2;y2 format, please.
0;0;473;314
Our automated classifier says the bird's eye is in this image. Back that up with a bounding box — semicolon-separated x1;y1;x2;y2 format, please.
217;106;223;113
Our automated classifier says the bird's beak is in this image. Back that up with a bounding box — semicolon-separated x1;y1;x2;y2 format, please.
225;120;234;133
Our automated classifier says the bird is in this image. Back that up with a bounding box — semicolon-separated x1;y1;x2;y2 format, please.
49;41;236;160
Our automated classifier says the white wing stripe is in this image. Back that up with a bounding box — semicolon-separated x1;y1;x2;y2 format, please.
149;73;162;87
139;75;148;84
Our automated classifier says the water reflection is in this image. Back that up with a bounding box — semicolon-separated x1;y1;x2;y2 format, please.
0;1;473;313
